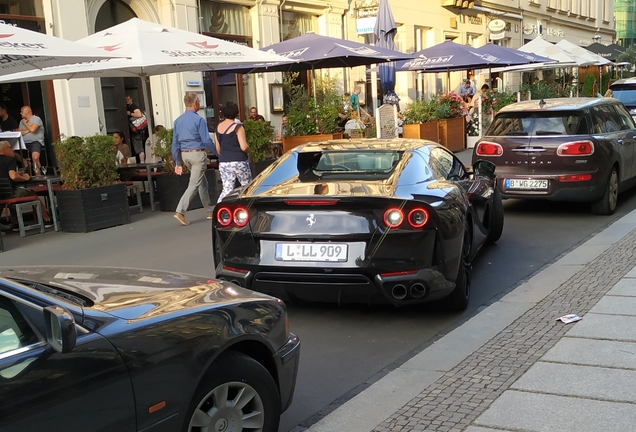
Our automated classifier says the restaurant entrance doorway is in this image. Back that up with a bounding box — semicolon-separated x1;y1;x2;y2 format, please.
95;0;150;150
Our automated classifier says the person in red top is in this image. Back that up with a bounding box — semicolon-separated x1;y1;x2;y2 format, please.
248;106;265;122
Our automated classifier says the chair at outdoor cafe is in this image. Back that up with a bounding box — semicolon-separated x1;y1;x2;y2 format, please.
0;178;45;250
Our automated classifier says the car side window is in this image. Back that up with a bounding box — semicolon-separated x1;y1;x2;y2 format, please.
430;148;466;181
613;104;636;130
0;295;39;356
591;105;620;133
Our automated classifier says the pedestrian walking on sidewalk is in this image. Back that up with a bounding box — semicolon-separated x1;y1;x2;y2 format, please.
172;93;215;226
215;101;251;203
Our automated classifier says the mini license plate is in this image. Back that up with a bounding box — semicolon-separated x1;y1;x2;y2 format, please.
505;179;548;190
275;243;348;262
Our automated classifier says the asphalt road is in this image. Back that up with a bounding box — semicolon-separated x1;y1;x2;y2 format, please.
3;163;636;432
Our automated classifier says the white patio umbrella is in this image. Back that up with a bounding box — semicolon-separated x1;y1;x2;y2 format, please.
0;22;125;73
519;37;592;66
556;39;612;66
0;18;293;132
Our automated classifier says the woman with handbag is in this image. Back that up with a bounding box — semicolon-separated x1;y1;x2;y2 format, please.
125;94;148;163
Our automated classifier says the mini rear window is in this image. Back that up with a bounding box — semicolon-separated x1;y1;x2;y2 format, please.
487;111;589;136
298;150;403;180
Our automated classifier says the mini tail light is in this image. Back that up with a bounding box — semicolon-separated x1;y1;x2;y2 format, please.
217;207;232;226
233;207;249;227
557;141;594;156
408;208;429;228
383;208;404;228
475;142;503;156
559;174;592;182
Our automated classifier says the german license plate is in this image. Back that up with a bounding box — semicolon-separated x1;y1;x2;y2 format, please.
275;243;348;262
505;179;548;190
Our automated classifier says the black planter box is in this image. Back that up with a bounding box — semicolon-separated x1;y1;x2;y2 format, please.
250;159;276;178
156;170;220;212
57;183;131;233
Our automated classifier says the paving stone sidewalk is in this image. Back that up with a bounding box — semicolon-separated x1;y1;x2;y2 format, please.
374;226;636;432
370;227;636;432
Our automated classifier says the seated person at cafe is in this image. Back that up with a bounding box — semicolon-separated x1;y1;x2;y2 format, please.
113;131;132;167
248;106;265;121
0;104;19;132
276;114;289;140
0;140;52;226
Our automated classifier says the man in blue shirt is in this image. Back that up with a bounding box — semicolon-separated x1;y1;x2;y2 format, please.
458;80;474;101
172;92;215;226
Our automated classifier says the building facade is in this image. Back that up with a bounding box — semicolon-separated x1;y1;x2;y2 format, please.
0;0;617;145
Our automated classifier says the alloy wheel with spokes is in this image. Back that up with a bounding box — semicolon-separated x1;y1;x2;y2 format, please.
186;352;280;432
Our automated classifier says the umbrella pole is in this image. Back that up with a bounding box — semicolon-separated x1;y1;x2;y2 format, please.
312;66;317;101
141;74;154;145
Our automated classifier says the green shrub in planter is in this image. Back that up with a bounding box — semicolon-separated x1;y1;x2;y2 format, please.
53;135;120;190
403;98;439;125
244;119;275;162
154;127;179;174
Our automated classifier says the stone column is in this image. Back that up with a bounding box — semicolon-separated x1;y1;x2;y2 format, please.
251;0;282;121
42;0;101;137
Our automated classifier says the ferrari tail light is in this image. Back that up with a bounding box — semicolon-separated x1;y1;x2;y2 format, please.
383;208;404;228
408;208;429;228
233;207;249;227
559;174;592;182
217;206;249;228
475;142;503;157
217;207;232;226
557;141;594;156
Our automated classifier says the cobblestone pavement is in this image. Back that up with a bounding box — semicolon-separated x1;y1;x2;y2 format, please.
372;227;636;432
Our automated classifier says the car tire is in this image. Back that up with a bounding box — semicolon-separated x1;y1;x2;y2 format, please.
184;351;281;432
446;228;472;311
485;188;504;244
591;168;618;215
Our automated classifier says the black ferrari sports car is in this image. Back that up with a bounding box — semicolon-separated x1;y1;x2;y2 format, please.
0;266;300;432
213;139;504;309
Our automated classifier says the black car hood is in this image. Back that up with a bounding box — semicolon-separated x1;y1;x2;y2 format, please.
0;266;275;320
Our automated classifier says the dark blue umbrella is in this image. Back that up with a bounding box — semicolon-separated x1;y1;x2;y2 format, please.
396;40;533;73
374;0;398;100
214;32;413;74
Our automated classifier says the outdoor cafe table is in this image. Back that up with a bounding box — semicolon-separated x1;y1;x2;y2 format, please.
27;175;62;232
117;162;163;211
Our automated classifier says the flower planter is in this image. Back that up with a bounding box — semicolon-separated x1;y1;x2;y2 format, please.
439;117;466;151
466;136;480;149
282;133;344;153
155;169;220;212
57;183;130;233
402;122;440;143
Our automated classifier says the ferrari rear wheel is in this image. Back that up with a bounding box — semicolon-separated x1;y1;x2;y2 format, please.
185;351;281;432
485;188;504;244
446;228;472;311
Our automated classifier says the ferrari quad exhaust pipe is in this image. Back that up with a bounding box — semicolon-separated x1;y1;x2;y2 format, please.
410;283;426;299
392;284;407;300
